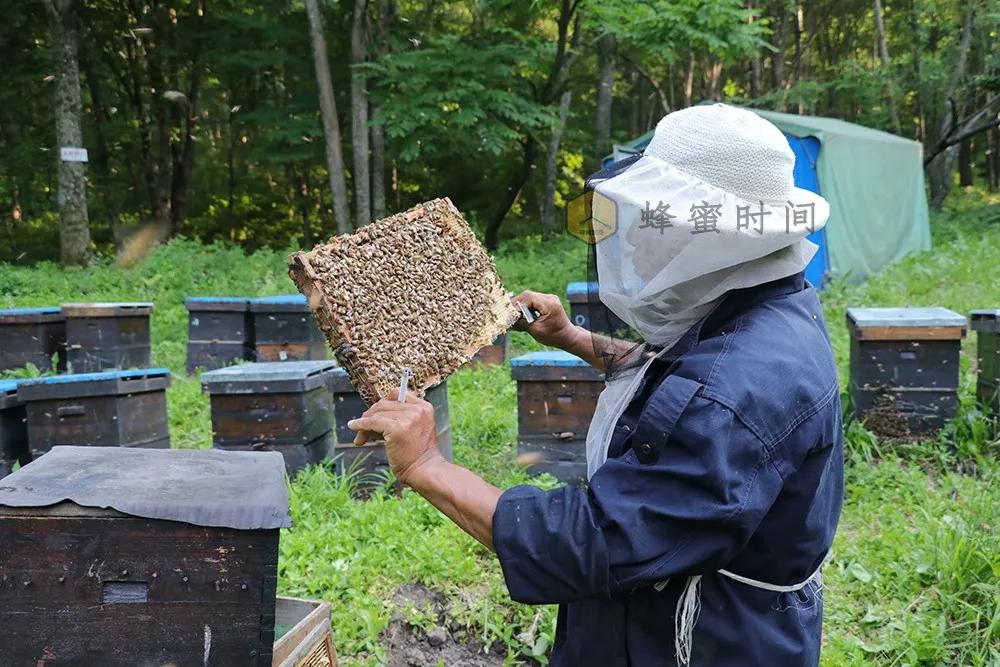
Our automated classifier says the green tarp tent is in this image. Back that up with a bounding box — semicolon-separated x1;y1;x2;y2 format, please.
606;109;931;284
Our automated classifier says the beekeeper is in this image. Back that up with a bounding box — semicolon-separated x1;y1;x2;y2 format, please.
349;104;844;667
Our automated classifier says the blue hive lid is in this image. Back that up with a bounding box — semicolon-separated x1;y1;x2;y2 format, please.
201;360;337;384
20;368;171;386
510;350;590;367
185;296;251;304
0;379;19;396
566;282;598;298
250;295;306;305
0;307;61;316
846;307;967;328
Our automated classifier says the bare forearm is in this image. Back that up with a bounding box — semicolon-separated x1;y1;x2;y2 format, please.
559;325;637;373
405;458;503;551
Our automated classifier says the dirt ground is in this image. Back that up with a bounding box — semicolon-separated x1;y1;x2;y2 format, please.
382;583;506;667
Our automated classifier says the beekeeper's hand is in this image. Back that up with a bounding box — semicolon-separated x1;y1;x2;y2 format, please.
347;390;444;485
511;290;580;349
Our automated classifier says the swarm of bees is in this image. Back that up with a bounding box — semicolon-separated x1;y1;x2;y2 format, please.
288;198;520;405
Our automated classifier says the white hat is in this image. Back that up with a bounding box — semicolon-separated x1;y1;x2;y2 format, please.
645;103;821;208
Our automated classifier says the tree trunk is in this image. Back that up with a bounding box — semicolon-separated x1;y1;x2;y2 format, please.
910;0;925;141
771;1;789;103
958;137;973;186
873;0;902;134
44;0;91;267
370;0;390;219
748;0;761;98
543;90;572;236
485;137;536;250
350;0;371;227
594;33;616;169
927;3;975;210
82;50;121;251
989;127;1000;191
683;52;695;107
305;0;351;234
168;61;202;236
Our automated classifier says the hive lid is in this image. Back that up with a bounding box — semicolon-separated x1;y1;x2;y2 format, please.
201;360;337;394
17;368;171;401
971;309;1000;333
846;307;967;340
62;302;153;317
288;198;520;406
0;446;291;530
249;295;310;313
511;350;591;367
185;296;252;312
0;306;63;324
566;281;598;302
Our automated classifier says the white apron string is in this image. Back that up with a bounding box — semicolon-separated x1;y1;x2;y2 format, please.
665;563;825;667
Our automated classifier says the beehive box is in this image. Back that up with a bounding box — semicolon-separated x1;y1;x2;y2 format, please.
274;597;339;667
186;296;255;373
18;368;171;458
288;198;520;407
846;307;967;438
202;361;338;475
63;302;153;373
250;296;327;362
971;310;1000;420
327;367;452;476
0;380;30;479
0;306;66;372
0;446;290;667
469;332;509;367
566;282;627;336
512;351;605;483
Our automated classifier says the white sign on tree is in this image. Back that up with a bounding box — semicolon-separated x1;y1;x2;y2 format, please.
60;147;89;163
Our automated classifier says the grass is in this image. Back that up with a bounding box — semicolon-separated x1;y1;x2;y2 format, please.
1;188;998;665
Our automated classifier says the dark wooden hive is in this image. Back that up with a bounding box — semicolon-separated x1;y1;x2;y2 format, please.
0;307;66;372
249;295;327;362
0;446;290;667
62;302;153;373
0;379;29;479
201;360;338;475
468;332;509;367
511;351;605;483
327;367;452;476
846;307;966;439
18;368;171;458
971;309;1000;421
185;296;255;373
566;282;628;336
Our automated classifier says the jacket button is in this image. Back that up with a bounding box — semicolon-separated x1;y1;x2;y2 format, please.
638;442;653;456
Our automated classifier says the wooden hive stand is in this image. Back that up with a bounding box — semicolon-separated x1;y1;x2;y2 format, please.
62;302;153;373
0;446;291;667
185;296;255;373
0;306;66;373
846;306;967;439
249;296;327;362
17;368;171;459
0;380;29;479
511;350;605;484
201;360;339;476
971;309;1000;423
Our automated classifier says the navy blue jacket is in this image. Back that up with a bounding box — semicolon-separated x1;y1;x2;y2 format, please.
493;273;844;666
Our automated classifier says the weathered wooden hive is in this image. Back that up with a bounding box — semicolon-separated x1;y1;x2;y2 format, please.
249;295;327;362
566;281;627;336
18;368;171;458
62;302;153;373
288;198;520;407
511;351;605;483
0;306;66;372
846;307;967;438
185;296;255;373
0;379;29;479
0;446;290;667
201;361;337;475
469;332;509;367
327;366;452;475
971;309;1000;420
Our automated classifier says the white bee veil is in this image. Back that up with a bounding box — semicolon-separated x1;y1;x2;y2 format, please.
584;104;830;479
